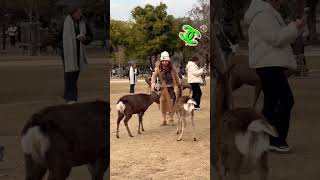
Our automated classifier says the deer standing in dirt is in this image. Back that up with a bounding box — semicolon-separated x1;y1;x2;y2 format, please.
116;91;160;138
174;87;197;141
214;65;278;180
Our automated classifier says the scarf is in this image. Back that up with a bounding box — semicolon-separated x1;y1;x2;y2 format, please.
63;15;87;72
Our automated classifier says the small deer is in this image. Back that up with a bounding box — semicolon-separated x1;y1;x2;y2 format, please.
174;88;197;141
214;65;278;180
116;91;160;138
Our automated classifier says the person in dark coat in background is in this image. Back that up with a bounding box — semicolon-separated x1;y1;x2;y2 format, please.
58;6;93;104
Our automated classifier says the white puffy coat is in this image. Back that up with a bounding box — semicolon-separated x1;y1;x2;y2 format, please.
244;0;299;70
186;61;204;84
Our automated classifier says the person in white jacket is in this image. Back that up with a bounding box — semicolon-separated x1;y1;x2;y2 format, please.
244;0;305;152
186;57;205;110
129;63;138;94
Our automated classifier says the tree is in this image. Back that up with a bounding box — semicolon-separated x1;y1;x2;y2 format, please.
110;20;133;65
188;0;210;67
131;3;180;67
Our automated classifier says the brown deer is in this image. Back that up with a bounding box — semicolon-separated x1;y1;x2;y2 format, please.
21;101;110;180
214;65;277;180
174;86;197;141
116;91;161;138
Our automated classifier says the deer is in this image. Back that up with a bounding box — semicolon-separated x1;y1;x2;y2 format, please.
174;86;197;141
213;64;278;180
116;91;161;138
21;101;109;180
229;56;299;110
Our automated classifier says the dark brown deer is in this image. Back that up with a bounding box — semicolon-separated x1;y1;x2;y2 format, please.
116;91;160;138
214;65;277;180
21;101;109;180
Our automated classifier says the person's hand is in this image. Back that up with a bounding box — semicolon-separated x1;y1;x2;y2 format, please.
295;18;306;30
77;34;86;42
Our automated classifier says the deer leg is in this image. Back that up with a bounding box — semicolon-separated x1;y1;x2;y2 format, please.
116;112;125;138
88;157;108;180
177;116;185;141
176;114;181;134
123;114;134;137
47;161;71;180
191;112;197;141
24;155;47;180
259;152;269;180
140;112;145;131
137;114;141;134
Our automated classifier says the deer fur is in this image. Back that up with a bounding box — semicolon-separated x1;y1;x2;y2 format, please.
144;76;152;92
180;73;207;96
214;65;278;180
21;101;109;180
230;57;297;110
174;88;197;141
116;91;160;138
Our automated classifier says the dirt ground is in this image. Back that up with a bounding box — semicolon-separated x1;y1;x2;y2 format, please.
110;81;211;180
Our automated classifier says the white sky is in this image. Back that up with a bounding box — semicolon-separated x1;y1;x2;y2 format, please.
111;0;199;21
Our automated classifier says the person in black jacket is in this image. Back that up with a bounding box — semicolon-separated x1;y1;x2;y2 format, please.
57;6;93;104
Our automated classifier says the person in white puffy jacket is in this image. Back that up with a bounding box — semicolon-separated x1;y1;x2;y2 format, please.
244;0;305;152
186;57;205;110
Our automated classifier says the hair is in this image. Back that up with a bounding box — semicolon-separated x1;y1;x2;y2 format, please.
68;6;81;15
192;56;199;62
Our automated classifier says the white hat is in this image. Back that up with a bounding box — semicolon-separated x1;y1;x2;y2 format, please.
160;51;170;61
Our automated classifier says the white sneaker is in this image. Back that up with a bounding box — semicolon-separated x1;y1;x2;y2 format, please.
67;101;76;104
269;145;291;152
194;107;201;111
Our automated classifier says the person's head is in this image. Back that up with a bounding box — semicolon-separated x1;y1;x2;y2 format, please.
265;0;281;11
191;56;199;62
69;7;81;21
191;56;200;65
132;63;137;68
159;51;172;71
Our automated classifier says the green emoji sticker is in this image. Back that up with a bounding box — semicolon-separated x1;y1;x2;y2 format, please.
179;25;202;46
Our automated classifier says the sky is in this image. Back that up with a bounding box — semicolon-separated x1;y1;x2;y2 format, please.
111;0;199;21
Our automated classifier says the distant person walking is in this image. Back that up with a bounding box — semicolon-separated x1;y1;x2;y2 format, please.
62;6;93;104
7;23;17;47
186;57;205;110
245;0;305;152
129;63;138;94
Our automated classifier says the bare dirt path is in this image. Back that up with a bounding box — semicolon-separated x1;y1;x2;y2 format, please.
110;82;210;180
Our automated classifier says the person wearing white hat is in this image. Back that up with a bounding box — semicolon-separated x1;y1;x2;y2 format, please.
151;51;180;126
